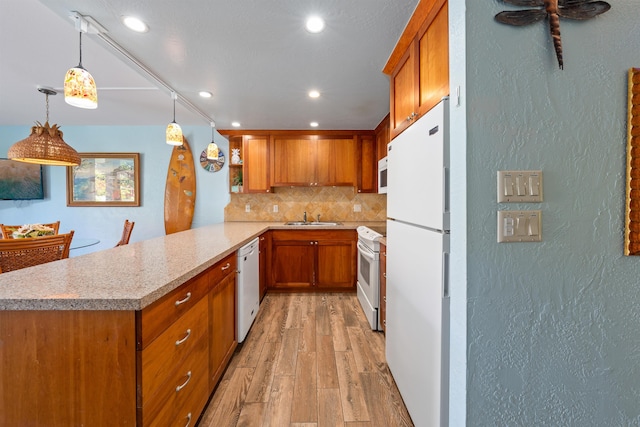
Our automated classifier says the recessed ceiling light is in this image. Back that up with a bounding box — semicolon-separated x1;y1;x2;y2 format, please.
308;90;320;98
231;122;241;128
305;16;325;33
199;91;212;98
122;16;148;33
310;122;319;128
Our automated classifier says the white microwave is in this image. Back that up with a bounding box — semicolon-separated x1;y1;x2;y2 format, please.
378;156;388;194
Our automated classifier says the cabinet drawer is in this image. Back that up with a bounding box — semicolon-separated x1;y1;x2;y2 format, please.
140;336;209;427
137;270;210;349
210;252;237;288
138;296;209;402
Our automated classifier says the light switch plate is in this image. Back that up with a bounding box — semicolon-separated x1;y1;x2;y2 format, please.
497;210;542;243
497;170;543;203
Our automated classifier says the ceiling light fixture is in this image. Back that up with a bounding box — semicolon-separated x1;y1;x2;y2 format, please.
308;90;320;98
206;122;219;160
306;16;325;33
310;122;319;128
8;87;80;166
231;122;241;128
122;16;148;33
166;92;183;146
199;91;213;98
64;15;98;109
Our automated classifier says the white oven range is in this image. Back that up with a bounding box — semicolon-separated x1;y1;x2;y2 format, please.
356;225;384;330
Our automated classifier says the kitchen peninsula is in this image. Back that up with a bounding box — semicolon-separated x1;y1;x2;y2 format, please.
0;221;379;426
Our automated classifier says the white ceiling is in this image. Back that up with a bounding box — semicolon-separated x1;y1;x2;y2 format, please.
0;0;418;130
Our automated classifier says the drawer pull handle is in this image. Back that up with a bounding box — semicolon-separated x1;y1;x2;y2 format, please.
175;329;191;346
221;262;231;271
176;371;192;392
175;292;192;307
383;272;386;278
184;413;192;427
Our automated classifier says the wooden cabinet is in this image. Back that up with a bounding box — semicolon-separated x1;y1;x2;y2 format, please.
137;270;211;426
0;244;243;426
0;310;137;426
271;135;357;187
227;135;271;193
243;135;271;193
259;232;270;301
385;0;449;139
269;230;356;291
375;114;390;161
358;134;377;193
208;252;238;390
379;242;387;332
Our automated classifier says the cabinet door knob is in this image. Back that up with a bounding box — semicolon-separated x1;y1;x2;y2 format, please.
175;329;191;346
175;371;192;392
175;292;192;307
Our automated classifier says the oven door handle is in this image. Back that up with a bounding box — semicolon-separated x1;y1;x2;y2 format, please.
357;242;376;260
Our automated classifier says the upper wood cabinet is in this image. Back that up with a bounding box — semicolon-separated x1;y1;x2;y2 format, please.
271;135;357;187
243;135;271;193
375;114;390;161
385;0;449;140
358;134;377;193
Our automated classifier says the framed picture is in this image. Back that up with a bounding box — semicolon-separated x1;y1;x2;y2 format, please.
0;158;44;200
67;153;140;207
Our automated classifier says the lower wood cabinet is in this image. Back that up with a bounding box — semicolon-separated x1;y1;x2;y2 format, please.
138;252;238;425
209;265;237;390
269;230;356;291
0;252;240;426
259;232;270;300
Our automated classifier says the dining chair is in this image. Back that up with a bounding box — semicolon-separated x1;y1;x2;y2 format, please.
0;221;61;239
115;219;135;247
0;231;74;273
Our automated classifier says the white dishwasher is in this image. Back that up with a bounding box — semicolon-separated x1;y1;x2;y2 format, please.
236;237;260;343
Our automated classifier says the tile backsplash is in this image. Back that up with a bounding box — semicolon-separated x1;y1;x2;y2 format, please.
224;187;386;222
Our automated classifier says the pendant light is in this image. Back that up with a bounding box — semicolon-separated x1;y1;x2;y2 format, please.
8;87;81;166
64;31;98;109
166;92;183;146
206;122;219;160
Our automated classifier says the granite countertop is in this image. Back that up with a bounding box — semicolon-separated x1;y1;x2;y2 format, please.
0;221;384;311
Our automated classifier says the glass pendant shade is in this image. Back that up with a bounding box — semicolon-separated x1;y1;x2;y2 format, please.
64;66;98;109
64;32;97;109
206;141;219;160
166;92;183;146
166;121;183;146
8;122;81;166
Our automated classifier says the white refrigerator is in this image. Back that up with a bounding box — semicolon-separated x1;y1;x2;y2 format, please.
386;97;450;427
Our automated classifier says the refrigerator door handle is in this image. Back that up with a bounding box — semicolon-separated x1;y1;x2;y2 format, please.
443;252;449;298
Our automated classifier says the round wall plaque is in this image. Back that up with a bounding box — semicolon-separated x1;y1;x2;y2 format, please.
200;148;225;172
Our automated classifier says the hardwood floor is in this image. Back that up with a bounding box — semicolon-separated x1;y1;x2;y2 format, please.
198;292;414;427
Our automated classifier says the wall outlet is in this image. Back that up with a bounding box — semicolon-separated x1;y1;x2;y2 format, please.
354;204;362;212
273;204;278;213
245;204;251;213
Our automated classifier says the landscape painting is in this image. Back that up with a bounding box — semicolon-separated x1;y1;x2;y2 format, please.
0;159;44;200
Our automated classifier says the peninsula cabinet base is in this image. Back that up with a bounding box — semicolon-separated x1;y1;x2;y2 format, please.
0;310;137;426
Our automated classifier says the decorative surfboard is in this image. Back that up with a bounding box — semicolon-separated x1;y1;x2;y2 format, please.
164;136;197;235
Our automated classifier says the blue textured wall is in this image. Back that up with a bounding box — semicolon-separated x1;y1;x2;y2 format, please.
0;125;229;255
452;0;640;424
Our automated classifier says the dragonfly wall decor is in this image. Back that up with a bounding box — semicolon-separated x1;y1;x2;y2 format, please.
495;0;611;69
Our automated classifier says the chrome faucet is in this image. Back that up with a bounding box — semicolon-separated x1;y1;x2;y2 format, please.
317;214;321;223
303;211;307;223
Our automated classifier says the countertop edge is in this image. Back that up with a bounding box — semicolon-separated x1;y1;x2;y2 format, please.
0;221;384;311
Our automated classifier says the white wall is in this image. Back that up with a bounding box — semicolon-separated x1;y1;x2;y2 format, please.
453;0;640;424
0;125;229;256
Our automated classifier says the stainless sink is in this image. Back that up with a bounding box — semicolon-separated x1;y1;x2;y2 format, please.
285;221;341;226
